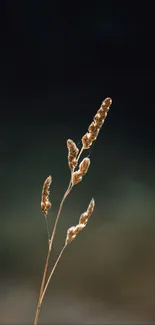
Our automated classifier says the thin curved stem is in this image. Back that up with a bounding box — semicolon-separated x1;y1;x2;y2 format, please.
33;180;72;325
34;145;85;325
40;245;66;304
49;181;72;252
45;216;50;245
33;247;51;325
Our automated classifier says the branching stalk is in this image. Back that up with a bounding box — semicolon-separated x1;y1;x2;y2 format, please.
33;181;72;325
40;245;66;304
33;97;112;325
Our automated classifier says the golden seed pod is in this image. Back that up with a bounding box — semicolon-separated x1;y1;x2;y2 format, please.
101;97;112;109
65;226;76;244
41;201;51;215
81;133;93;149
93;114;104;128
79;198;95;225
75;224;85;232
79;212;88;225
79;157;90;176
88;122;100;141
82;97;112;149
74;224;85;236
87;198;95;217
65;224;85;245
67;139;79;170
72;171;83;185
65;199;95;246
41;176;52;216
88;121;98;133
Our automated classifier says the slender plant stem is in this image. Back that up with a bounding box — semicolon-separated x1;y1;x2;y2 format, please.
40;245;66;304
45;216;50;245
33;182;72;325
49;181;72;252
33;247;51;325
34;145;84;325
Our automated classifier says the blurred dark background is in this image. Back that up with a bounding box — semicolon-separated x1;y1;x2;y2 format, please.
0;1;155;324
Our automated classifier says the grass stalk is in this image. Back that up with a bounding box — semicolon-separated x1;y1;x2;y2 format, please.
33;181;72;325
33;98;112;325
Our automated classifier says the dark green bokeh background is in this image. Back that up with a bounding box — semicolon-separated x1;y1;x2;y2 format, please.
0;2;155;324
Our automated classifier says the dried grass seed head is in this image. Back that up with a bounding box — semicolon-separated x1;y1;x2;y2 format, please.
88;122;100;141
79;212;88;225
66;199;95;245
79;198;95;224
79;157;90;176
101;97;112;110
66;224;85;245
82;97;112;149
72;171;83;185
66;226;76;244
82;133;93;149
72;158;90;185
93;114;103;128
87;198;95;217
41;175;52;216
67;139;79;170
